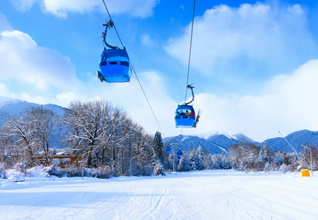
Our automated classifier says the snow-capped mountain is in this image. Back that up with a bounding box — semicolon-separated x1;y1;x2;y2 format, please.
206;132;259;150
0;96;65;121
164;135;225;155
260;129;318;153
166;130;318;154
0;96;67;148
0;96;20;108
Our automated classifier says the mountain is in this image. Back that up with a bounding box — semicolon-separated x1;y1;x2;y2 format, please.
0;97;65;121
206;132;259;150
2;97;318;153
165;130;318;155
0;96;67;148
261;129;318;153
164;134;225;155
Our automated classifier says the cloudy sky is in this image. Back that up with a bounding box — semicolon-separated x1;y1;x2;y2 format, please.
1;0;318;142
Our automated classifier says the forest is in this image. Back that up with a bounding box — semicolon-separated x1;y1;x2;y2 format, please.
0;100;317;179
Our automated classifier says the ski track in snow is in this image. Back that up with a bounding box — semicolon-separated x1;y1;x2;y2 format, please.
1;170;318;220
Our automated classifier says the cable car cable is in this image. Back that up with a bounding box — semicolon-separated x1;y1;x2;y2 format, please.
101;0;165;138
184;0;196;103
131;65;165;138
180;0;196;136
102;0;124;48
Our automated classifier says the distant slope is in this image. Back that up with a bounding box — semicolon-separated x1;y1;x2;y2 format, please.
0;97;65;120
0;96;67;148
164;135;225;155
261;130;318;153
207;132;259;150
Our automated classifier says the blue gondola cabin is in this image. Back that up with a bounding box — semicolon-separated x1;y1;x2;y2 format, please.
98;48;131;83
97;19;132;83
175;105;195;128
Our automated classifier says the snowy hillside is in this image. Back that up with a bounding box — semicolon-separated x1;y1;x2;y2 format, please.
166;130;318;154
164;132;259;155
0;96;65;122
0;96;67;148
0;96;20;108
164;134;225;154
261;129;318;153
207;132;258;149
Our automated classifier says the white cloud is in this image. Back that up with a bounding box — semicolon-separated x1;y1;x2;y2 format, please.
165;3;317;79
10;0;40;11
11;0;159;18
20;92;48;104
0;30;77;90
0;82;10;97
140;33;155;46
6;59;318;142
185;59;318;142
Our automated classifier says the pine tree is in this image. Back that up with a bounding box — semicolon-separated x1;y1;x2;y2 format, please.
222;153;231;169
264;162;271;172
195;146;205;170
177;155;190;171
211;154;222;169
258;148;263;162
153;132;164;164
259;142;270;163
153;159;166;176
188;148;197;170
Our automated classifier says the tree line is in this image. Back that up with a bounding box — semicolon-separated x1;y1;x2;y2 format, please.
1;99;317;179
174;142;317;173
0;100;165;177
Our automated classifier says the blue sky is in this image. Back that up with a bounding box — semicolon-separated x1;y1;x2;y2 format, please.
1;0;318;141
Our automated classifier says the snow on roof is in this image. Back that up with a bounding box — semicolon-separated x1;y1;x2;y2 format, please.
56;152;66;155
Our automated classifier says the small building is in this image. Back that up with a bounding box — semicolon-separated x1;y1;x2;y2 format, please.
36;155;82;167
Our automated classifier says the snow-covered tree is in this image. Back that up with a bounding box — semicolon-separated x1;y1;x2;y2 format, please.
153;159;165;176
221;153;231;169
135;134;154;176
177;155;190;171
30;107;56;164
264;162;270;172
153;131;164;164
60;100;133;167
259;142;270;163
194;146;205;170
272;151;284;168
188;148;197;170
210;154;222;169
229;143;261;171
2;109;42;165
0;125;14;160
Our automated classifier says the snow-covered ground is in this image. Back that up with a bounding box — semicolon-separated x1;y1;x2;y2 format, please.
1;170;317;220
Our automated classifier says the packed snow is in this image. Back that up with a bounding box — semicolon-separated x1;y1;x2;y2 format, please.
1;170;317;220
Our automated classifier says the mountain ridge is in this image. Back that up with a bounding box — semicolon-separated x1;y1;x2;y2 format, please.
0;96;67;148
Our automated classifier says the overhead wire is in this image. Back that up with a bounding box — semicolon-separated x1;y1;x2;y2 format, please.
101;0;165;138
181;0;196;137
184;0;196;103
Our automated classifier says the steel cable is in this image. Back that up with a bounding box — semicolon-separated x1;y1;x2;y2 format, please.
101;0;165;138
184;0;196;103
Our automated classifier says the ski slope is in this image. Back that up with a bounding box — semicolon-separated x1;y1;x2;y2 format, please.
1;170;318;220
